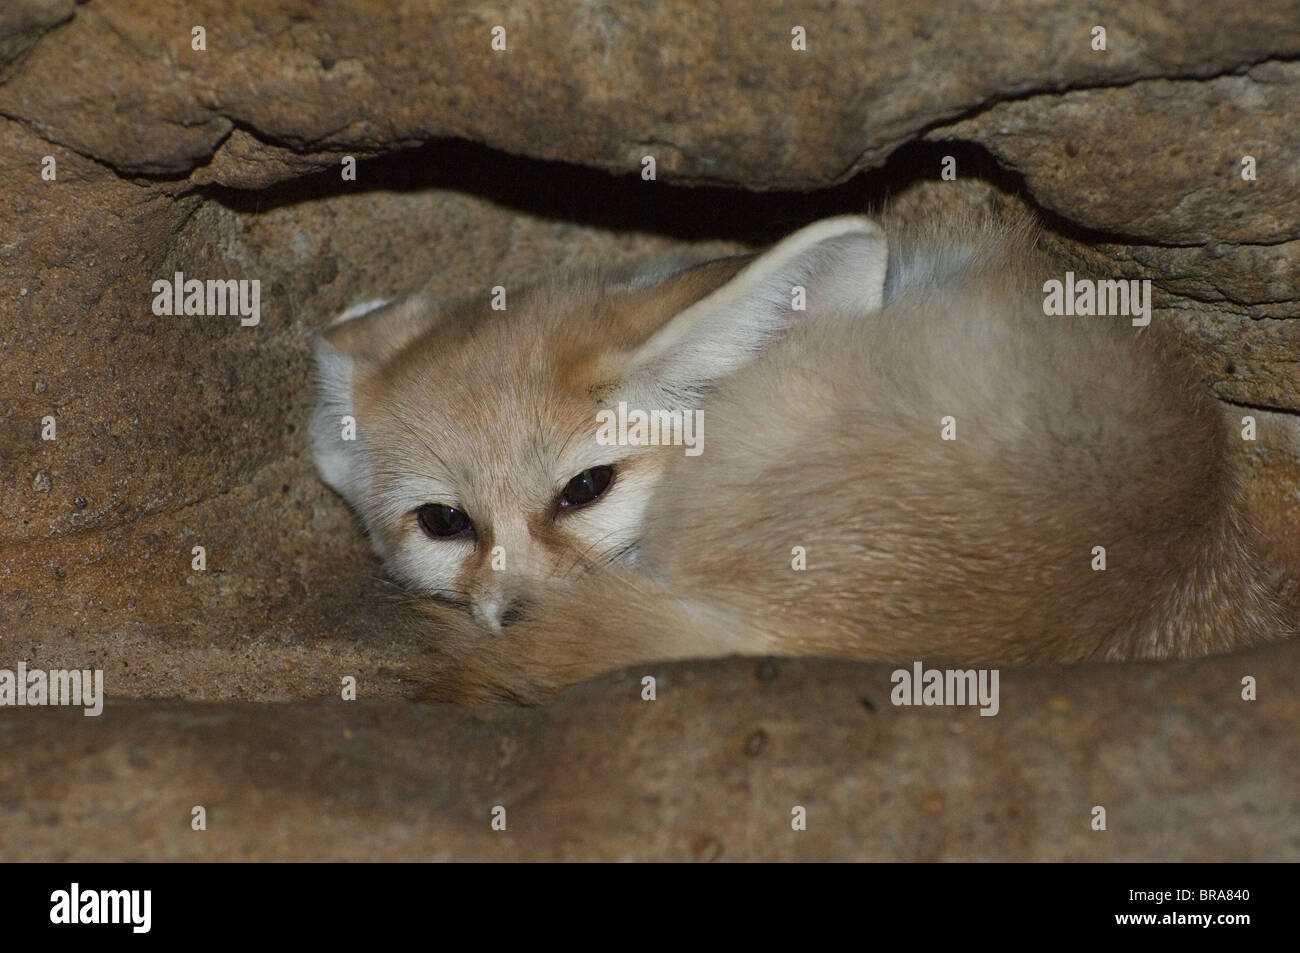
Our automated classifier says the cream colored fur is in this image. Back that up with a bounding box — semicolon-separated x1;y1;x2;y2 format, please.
310;209;1290;703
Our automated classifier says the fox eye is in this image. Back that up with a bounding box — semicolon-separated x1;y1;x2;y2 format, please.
559;466;614;510
416;503;473;538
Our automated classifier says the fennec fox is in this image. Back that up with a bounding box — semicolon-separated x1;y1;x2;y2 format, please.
311;210;1287;702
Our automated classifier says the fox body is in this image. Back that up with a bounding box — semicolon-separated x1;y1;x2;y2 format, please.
311;210;1285;703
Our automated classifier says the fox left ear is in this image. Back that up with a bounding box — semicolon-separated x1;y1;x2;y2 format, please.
309;293;439;507
622;216;888;404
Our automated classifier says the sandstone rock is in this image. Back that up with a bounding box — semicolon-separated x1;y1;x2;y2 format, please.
929;64;1300;245
3;0;1299;193
0;0;74;76
4;651;1296;861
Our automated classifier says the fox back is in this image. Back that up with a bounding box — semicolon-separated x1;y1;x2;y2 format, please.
310;209;1288;703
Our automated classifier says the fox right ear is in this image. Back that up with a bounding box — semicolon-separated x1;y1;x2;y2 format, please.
621;216;889;406
309;293;439;506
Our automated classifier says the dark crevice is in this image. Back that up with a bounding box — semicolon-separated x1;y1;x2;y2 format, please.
20;48;1300;184
2;43;1295;270
1218;398;1300;420
201;137;1064;247
194;132;1297;325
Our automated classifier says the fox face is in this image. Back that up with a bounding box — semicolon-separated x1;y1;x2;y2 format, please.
310;219;888;629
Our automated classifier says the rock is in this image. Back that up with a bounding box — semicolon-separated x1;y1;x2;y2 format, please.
0;0;75;76
4;651;1296;861
929;64;1300;245
2;0;1299;192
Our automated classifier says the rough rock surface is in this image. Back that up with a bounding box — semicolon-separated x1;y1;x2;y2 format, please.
4;0;1299;191
5;651;1297;862
931;64;1300;246
1;1;1297;860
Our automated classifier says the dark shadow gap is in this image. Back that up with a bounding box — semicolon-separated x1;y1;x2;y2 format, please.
203;137;1105;246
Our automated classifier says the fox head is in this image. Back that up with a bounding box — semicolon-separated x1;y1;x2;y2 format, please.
310;216;888;629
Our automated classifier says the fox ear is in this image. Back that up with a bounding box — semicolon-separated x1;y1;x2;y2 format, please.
317;293;440;365
309;294;438;506
621;216;889;404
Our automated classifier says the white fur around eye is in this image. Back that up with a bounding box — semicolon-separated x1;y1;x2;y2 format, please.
359;473;476;598
385;532;475;599
558;462;659;565
369;473;466;527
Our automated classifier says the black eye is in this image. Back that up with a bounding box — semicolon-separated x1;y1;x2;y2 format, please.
559;466;614;510
416;503;473;538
